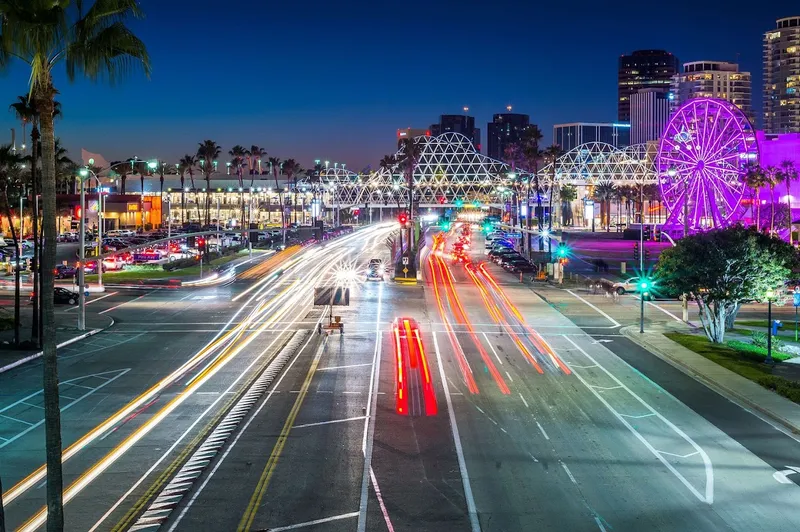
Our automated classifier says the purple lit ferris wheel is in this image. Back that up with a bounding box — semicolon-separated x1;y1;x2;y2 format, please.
657;98;758;232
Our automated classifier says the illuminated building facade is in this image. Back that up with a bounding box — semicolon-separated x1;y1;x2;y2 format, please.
487;112;531;161
671;61;753;123
553;123;630;152
618;50;679;122
764;16;800;133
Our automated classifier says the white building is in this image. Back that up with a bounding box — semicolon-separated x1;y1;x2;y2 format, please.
630;89;671;144
671;61;753;124
764;16;800;133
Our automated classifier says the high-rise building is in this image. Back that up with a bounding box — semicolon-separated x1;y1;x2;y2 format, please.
430;114;481;151
671;61;753;123
487;112;531;161
630;89;671;144
553;123;631;152
397;127;430;148
764;16;800;133
618;50;679;122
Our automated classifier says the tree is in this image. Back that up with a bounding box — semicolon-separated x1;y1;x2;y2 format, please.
228;145;246;225
745;165;766;231
398;138;421;254
593;183;616;230
764;165;782;234
0;4;150;525
268;157;283;235
522;126;544;250
197;140;221;226
559;184;577;226
0;144;24;349
248;145;266;185
542;144;562;232
780;160;798;244
657;226;797;343
379;155;401;209
178;154;195;225
282;159;301;225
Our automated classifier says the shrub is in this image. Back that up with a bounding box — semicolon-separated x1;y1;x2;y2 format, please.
750;331;785;353
726;340;792;362
163;257;199;271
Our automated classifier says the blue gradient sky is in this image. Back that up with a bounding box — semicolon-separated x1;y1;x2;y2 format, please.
0;0;796;170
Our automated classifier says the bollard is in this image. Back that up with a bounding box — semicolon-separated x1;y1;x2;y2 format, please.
620;261;626;275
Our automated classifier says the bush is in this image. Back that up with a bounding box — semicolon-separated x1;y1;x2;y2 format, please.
163;257;199;271
750;331;785;353
726;339;792;362
756;375;800;404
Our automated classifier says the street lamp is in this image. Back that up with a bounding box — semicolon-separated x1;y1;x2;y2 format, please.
766;289;777;365
76;167;106;330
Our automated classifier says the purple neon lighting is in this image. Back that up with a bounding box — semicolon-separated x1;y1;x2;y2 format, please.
657;98;757;232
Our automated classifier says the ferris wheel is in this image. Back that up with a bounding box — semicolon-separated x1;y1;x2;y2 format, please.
657;98;758;232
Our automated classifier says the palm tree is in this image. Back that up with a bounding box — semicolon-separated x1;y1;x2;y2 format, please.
178;155;196;226
197;140;221;226
282;159;301;225
398;138;422;252
593;183;616;231
0;4;149;522
542;144;562;233
0;144;24;348
229;145;247;226
559;184;577;226
765;165;782;233
745;165;766;231
379;155;401;209
781;160;798;243
521;126;543;250
248;145;266;185
268;157;282;231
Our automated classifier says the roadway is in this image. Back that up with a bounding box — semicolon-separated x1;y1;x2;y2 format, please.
3;222;800;531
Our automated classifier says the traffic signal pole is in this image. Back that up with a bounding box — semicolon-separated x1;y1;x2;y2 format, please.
639;182;645;334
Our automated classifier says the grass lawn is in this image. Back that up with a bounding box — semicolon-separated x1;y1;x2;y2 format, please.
665;332;800;404
85;253;242;282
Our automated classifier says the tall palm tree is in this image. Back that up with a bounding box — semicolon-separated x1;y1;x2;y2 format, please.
398;138;422;254
197;140;221;226
282;159;301;225
268;157;282;231
559;184;577;226
745;165;766;231
765;165;782;233
781;160;798;244
593;183;616;231
521;126;543;250
248;145;266;185
379;155;401;209
178;154;196;226
229;145;247;226
0;4;150;524
542;144;562;232
0;144;24;348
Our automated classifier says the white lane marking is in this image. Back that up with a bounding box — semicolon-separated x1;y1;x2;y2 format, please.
505;371;513;383
318;363;373;371
63;291;119;312
268;511;360;531
98;291;151;314
646;300;684;323
519;394;529;409
358;283;384;532
370;467;395;532
536;421;550;440
589;385;622;391
500;427;508;433
657;450;700;459
20;402;43;409
165;329;325;532
482;332;504;365
528;452;539;463
565;290;621;327
561;462;577;484
0;414;33;426
619;413;655;419
90;333;293;532
293;416;367;429
595;516;608;532
433;332;481;532
563;336;714;504
342;391;362;394
475;406;486;414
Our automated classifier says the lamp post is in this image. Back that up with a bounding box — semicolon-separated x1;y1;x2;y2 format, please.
766;289;776;365
639;177;645;333
79;167;106;292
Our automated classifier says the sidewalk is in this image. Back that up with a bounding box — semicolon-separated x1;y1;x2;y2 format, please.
0;310;114;374
622;322;800;434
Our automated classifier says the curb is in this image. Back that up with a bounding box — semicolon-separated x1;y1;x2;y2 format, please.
620;325;800;435
0;316;116;375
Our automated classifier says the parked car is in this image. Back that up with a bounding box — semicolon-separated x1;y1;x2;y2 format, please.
366;258;384;281
54;264;78;279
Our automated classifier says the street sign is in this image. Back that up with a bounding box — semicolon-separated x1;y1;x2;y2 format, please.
402;267;409;275
402;257;409;265
793;292;800;307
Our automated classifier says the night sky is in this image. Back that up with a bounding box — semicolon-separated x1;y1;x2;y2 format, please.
0;0;797;171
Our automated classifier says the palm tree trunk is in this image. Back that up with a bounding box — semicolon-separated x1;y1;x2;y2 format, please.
160;176;165;228
756;188;761;231
2;188;20;346
205;175;211;226
788;179;794;244
31;124;40;346
37;90;65;532
771;186;776;234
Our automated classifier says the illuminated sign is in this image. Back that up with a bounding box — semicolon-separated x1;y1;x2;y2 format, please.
127;203;140;212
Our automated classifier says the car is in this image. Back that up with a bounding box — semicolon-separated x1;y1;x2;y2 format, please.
54;264;77;279
31;287;79;305
366;258;384;281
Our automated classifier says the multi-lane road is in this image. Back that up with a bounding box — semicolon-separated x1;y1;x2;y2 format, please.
1;222;800;531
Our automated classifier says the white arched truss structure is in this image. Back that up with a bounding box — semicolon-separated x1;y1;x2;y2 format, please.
307;133;537;208
540;142;656;186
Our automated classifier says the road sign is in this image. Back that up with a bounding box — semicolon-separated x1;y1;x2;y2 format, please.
402;267;409;275
402;257;409;265
793;292;800;307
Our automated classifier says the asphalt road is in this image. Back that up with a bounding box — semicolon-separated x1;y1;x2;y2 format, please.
3;224;800;531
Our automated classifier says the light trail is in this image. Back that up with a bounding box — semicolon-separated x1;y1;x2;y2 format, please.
9;227;393;528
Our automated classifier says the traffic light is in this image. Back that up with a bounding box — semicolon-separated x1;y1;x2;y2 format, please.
556;243;569;259
644;248;651;262
633;242;640;261
440;219;451;231
638;277;653;296
398;212;408;225
455;198;464;209
643;225;652;240
654;226;662;242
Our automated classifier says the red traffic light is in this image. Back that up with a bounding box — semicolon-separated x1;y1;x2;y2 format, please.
398;213;408;225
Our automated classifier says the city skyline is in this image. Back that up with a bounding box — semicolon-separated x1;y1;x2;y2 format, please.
0;0;797;171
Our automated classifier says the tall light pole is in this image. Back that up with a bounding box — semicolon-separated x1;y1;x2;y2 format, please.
79;167;106;292
639;177;645;333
